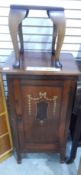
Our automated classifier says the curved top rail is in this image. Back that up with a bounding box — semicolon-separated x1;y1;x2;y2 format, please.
10;5;64;11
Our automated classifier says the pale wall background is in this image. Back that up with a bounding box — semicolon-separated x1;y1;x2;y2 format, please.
0;0;81;95
0;0;81;65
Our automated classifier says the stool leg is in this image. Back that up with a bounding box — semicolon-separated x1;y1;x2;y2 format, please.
52;24;57;55
48;11;66;68
9;9;27;68
18;23;24;54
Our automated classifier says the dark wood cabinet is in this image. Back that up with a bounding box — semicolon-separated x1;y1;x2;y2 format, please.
1;52;80;163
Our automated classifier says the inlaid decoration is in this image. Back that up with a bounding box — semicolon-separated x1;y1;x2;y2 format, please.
27;92;58;117
36;101;48;121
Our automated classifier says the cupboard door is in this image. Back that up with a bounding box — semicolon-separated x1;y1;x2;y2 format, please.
12;78;72;154
20;80;64;145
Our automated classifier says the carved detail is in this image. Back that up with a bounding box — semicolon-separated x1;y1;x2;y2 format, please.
27;92;58;115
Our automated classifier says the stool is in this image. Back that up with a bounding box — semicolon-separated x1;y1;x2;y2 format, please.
9;5;66;68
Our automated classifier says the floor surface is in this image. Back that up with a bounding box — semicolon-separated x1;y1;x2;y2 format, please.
0;147;81;175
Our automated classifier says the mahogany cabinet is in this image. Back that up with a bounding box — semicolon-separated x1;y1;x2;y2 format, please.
1;52;80;163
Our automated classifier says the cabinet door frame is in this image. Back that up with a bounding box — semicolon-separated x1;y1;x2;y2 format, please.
7;75;77;162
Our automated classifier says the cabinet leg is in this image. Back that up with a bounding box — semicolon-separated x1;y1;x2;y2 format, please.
17;153;22;164
65;156;74;164
66;108;81;164
60;148;65;163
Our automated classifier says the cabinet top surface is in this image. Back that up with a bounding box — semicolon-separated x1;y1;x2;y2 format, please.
10;4;64;11
9;1;64;9
0;52;80;76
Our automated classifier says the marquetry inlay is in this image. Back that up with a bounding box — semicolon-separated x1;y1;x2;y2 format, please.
27;92;58;116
